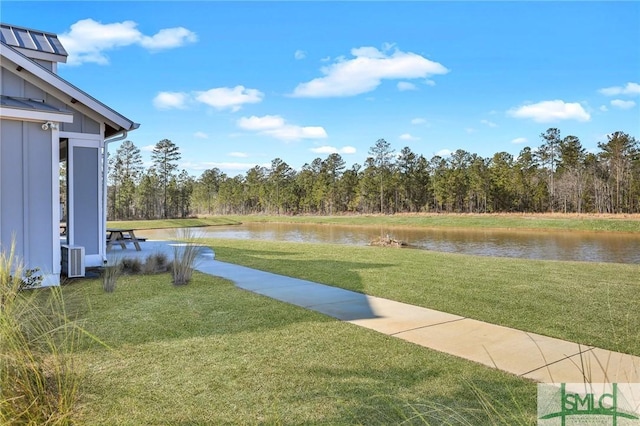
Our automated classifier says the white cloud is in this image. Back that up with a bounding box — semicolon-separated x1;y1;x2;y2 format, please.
194;131;209;139
237;115;328;141
267;126;327;141
310;146;356;154
598;82;640;96
508;100;591;123
60;18;197;66
229;152;248;158
196;86;264;112
466;128;476;134
511;137;528;144
341;146;356;154
139;27;198;50
480;119;498;128
599;105;609;112
236;115;285;130
294;50;306;60
424;79;436;87
399;133;419;141
411;117;427;125
153;91;189;110
436;149;452;157
140;144;155;152
291;45;448;97
610;99;636;110
397;81;417;91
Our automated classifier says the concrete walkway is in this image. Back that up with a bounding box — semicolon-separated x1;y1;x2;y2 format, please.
109;241;640;385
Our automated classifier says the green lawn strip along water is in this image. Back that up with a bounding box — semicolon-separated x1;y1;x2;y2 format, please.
222;214;640;233
65;274;535;425
107;217;241;230
210;238;640;356
108;214;640;233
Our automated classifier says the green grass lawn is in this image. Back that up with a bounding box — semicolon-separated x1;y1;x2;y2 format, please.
221;213;640;233
208;238;640;356
107;213;640;233
66;274;537;425
107;217;241;230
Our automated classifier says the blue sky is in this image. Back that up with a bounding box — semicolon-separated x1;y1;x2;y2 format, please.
3;1;639;177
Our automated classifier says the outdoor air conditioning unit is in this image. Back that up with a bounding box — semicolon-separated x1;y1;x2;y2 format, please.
61;245;85;277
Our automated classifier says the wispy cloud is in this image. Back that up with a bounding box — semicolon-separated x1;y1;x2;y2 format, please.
480;119;498;128
294;49;306;60
196;86;264;112
598;82;640;96
508;100;590;123
610;99;636;110
397;81;417;91
237;115;328;141
399;133;419;141
194;131;209;139
153;91;189;110
511;137;528;144
436;149;452;157
291;44;448;97
310;146;356;154
60;18;197;66
154;86;264;111
411;117;427;125
229;152;248;158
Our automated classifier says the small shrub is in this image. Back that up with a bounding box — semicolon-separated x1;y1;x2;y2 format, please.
143;253;169;274
121;258;142;275
143;255;157;274
154;252;168;271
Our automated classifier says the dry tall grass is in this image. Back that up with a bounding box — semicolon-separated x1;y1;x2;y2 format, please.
1;242;82;425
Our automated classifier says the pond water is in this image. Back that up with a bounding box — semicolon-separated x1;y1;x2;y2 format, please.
138;223;640;264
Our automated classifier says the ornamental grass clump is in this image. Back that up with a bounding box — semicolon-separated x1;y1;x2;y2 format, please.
102;258;122;293
172;229;202;286
0;241;83;425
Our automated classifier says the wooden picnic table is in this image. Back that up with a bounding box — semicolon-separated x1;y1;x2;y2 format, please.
106;228;145;251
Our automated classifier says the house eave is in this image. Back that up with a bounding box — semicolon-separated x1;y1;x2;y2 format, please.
0;105;74;123
1;41;139;135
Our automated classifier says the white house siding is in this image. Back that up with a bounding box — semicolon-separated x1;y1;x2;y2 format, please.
1;65;35;97
0;118;58;283
1;67;100;135
63;110;100;134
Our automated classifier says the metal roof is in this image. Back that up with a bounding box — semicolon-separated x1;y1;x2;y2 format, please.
0;95;72;115
0;23;67;62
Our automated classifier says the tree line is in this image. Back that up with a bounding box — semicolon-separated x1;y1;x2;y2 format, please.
107;128;640;219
